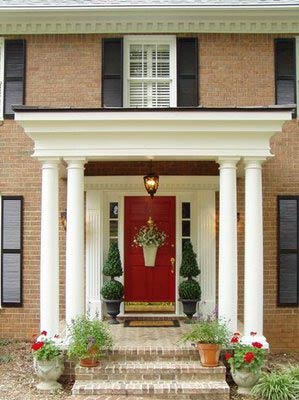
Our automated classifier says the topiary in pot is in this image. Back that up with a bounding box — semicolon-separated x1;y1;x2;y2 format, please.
101;242;124;324
178;241;201;323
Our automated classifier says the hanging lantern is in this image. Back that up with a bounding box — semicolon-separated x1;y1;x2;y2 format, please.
143;173;159;198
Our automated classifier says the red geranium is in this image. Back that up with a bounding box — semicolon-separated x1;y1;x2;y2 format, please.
244;352;255;363
32;341;44;351
225;353;232;360
40;330;47;336
250;331;257;336
252;342;263;349
231;336;239;343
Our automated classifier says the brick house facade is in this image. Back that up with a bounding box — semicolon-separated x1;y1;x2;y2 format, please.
0;1;298;351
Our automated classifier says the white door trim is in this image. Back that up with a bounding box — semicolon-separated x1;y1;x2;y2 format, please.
85;176;218;319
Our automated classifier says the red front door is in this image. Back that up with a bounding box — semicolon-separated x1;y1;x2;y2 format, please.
124;196;176;303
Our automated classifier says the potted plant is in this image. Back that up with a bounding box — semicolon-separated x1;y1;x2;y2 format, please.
67;315;113;368
133;217;166;266
101;242;124;324
31;330;64;391
225;332;266;395
182;317;231;367
178;241;201;322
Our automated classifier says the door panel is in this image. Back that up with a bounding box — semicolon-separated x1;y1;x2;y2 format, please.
124;196;176;304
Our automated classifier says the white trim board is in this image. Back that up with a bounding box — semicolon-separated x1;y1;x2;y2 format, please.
1;9;299;34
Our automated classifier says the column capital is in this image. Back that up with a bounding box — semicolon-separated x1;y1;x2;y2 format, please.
64;158;87;169
38;157;61;168
217;157;240;169
243;157;267;169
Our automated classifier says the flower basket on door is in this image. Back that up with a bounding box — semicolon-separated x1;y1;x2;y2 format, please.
133;217;166;267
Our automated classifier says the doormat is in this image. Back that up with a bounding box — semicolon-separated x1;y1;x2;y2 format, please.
124;320;180;328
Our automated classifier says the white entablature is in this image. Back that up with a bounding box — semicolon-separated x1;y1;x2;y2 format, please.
14;108;293;160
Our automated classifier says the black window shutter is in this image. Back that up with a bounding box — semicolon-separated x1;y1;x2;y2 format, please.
177;38;198;107
4;40;26;118
277;196;299;307
275;39;296;105
1;196;23;307
102;38;123;107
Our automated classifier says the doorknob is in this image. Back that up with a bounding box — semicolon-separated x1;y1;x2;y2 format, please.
170;257;175;274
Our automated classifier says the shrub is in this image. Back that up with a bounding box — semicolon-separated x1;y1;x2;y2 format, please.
179;278;201;300
179;241;200;279
181;318;231;345
101;279;124;300
67;315;113;361
103;242;123;278
251;370;299;400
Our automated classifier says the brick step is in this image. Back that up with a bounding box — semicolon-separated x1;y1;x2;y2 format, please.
72;380;230;399
101;347;199;361
71;394;229;400
75;361;226;382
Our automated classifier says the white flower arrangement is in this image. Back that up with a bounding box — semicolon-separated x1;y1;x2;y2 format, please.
133;218;166;248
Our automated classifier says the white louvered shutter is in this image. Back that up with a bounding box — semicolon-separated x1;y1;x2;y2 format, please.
0;38;4;120
127;42;172;108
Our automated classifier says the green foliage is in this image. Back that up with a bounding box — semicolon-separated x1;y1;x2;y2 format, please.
179;241;200;279
32;340;61;361
182;318;231;345
285;365;299;381
133;221;166;247
179;278;201;300
67;315;113;361
103;242;123;279
0;355;12;364
227;344;265;373
101;279;124;300
251;369;299;400
0;339;10;347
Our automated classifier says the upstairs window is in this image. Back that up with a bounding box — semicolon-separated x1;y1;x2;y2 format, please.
124;36;176;108
275;39;296;105
102;36;198;109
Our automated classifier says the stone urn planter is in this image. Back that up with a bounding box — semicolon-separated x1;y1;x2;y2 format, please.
231;367;261;395
102;298;123;324
143;245;158;267
34;355;64;391
179;298;198;323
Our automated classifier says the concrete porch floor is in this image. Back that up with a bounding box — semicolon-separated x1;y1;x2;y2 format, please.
110;321;192;349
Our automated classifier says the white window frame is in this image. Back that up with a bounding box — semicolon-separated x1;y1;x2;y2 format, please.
0;38;4;121
123;35;177;108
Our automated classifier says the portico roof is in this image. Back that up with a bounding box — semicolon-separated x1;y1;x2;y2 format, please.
14;106;294;161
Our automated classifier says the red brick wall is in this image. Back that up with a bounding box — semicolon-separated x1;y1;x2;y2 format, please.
0;33;298;351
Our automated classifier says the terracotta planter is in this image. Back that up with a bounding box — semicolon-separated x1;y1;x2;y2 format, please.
34;355;64;390
79;345;100;368
231;367;261;395
197;343;221;367
143;245;158;267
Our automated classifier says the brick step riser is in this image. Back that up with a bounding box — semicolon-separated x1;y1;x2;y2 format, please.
71;393;229;400
72;395;229;400
104;355;200;362
72;390;229;399
76;372;225;382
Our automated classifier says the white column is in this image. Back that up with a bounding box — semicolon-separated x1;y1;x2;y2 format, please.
243;158;267;346
65;158;86;325
218;158;239;332
40;158;60;337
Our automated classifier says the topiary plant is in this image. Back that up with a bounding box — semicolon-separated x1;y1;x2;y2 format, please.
101;280;124;300
101;242;124;301
102;241;123;278
179;241;201;300
179;278;201;300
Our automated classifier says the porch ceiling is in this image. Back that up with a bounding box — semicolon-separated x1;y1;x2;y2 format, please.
14;106;294;161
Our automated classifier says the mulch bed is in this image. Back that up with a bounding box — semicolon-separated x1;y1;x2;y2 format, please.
0;339;298;400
